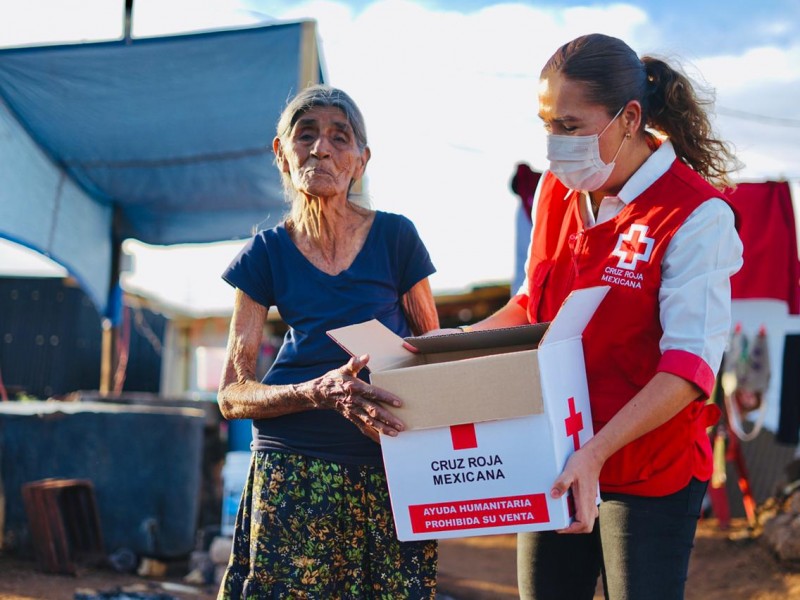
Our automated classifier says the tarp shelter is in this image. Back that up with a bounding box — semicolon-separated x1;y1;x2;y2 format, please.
0;19;324;317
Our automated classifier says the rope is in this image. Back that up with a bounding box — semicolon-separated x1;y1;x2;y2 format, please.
723;389;767;442
0;363;8;401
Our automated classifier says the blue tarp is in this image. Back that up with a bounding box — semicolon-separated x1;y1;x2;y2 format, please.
0;20;324;314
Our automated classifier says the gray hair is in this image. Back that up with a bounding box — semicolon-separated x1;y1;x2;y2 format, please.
276;84;369;151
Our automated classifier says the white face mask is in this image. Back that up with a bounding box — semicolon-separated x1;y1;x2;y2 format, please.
546;106;627;192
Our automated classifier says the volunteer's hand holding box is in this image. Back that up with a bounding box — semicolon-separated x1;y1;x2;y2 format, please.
328;286;609;541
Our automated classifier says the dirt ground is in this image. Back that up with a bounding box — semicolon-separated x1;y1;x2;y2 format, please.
1;518;799;599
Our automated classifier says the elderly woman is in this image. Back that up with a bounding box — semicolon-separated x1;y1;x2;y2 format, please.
216;85;439;598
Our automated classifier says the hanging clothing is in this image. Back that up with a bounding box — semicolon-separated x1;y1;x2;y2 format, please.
510;162;542;223
511;162;543;294
777;334;800;445
727;181;800;314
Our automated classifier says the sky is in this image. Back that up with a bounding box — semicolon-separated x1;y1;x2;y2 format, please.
2;0;800;315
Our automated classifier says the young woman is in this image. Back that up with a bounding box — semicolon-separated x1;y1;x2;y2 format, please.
465;34;743;599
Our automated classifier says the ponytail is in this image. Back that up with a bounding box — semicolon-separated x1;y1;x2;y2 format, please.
642;57;740;190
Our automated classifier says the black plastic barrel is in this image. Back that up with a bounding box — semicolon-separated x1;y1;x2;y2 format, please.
0;401;205;559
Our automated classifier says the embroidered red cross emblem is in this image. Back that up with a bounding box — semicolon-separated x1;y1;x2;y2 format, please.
611;223;654;270
450;423;477;450
564;397;584;451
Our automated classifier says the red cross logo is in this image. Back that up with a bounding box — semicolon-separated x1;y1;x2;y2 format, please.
450;423;478;450
611;224;654;270
564;397;583;451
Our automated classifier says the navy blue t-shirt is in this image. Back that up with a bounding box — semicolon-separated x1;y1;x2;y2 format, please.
222;210;436;466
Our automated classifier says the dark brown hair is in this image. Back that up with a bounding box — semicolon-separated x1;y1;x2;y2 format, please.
541;33;739;189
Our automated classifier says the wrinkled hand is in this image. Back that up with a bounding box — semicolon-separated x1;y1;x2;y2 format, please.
550;446;602;534
310;354;405;443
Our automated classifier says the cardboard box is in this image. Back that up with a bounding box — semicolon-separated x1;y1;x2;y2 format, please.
328;286;609;541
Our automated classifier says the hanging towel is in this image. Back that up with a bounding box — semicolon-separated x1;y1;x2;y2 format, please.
727;181;800;314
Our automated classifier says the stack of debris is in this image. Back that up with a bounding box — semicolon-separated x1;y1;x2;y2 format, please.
208;536;232;585
183;531;231;587
760;461;800;567
74;586;178;600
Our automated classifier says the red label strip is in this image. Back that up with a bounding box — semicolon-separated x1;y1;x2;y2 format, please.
408;493;550;533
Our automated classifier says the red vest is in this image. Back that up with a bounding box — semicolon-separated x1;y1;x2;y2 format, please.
526;162;723;496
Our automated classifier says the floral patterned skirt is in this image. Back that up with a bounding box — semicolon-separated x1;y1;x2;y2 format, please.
217;450;438;599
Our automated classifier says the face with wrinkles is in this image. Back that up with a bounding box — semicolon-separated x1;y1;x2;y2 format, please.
273;106;370;202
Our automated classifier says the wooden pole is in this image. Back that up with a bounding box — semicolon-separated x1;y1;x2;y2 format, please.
101;1;134;392
123;0;133;44
99;322;113;395
99;209;123;395
298;21;320;89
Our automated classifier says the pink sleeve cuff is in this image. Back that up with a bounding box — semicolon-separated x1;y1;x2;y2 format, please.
657;349;716;398
510;293;529;311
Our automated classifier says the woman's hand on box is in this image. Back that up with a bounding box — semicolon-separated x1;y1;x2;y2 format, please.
550;446;603;534
305;354;406;443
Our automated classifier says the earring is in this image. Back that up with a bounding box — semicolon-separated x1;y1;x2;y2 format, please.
625;132;631;139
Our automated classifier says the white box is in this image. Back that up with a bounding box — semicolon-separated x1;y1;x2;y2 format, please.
328;286;608;541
